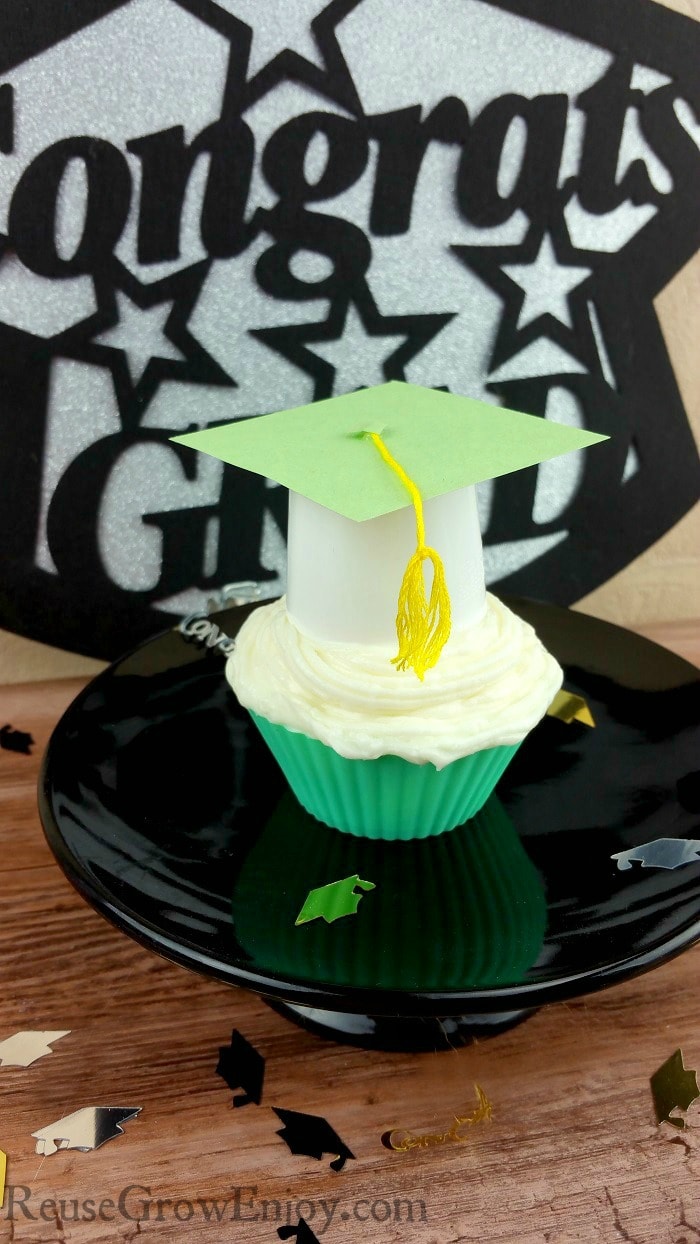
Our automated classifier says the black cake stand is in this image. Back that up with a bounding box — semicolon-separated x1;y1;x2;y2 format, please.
38;598;700;1051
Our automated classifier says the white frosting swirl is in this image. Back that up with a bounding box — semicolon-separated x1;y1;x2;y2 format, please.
227;594;562;769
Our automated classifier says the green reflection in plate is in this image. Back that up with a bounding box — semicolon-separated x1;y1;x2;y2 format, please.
231;792;546;992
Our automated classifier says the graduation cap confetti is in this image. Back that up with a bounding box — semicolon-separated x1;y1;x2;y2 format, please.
546;690;595;727
216;1029;265;1107
32;1107;142;1156
383;1084;492;1152
295;875;376;926
273;1108;355;1172
175;381;606;678
278;1220;321;1244
0;724;34;755
0;1030;70;1068
651;1050;700;1129
612;839;700;871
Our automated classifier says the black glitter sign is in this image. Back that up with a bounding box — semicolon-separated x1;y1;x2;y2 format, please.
0;0;698;657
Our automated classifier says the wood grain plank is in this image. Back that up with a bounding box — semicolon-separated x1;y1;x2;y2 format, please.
1;652;699;1244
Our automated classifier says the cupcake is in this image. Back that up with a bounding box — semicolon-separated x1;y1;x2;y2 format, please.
174;381;606;839
230;591;559;839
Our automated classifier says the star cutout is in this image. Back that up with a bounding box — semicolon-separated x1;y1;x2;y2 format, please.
222;0;331;77
310;303;407;391
203;0;364;112
452;226;599;377
94;291;184;383
53;259;235;425
171;0;252;116
502;233;592;329
251;283;454;399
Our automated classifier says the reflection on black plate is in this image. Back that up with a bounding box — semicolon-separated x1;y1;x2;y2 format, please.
39;598;700;1018
232;792;547;991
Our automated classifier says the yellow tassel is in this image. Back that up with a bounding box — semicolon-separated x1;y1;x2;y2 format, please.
365;431;452;680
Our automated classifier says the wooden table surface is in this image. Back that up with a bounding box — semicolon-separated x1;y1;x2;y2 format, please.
1;623;699;1244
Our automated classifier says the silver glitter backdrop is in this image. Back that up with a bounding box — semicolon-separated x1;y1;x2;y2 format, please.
0;0;699;641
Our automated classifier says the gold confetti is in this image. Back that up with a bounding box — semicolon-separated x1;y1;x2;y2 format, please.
0;1031;70;1068
651;1049;700;1128
547;689;595;727
384;1084;492;1152
0;1149;6;1207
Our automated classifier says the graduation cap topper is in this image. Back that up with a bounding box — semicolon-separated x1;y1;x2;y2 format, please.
174;382;606;675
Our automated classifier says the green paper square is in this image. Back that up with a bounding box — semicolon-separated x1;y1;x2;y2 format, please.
172;381;608;522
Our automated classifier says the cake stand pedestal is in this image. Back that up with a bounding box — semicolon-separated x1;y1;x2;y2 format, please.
267;1001;533;1050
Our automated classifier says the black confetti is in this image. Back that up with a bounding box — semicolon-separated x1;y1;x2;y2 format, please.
278;1218;321;1243
0;725;34;755
216;1029;265;1107
273;1108;354;1172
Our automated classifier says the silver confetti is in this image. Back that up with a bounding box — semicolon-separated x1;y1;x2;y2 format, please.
612;839;700;871
32;1107;142;1157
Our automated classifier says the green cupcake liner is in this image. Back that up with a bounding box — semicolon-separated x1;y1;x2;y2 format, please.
249;710;520;840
